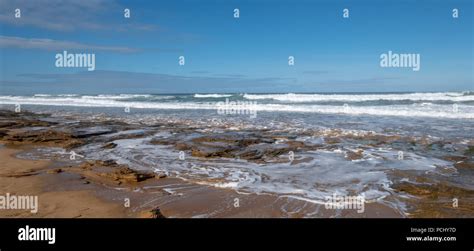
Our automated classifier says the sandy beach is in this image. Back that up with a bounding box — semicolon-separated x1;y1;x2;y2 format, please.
0;146;128;218
0;144;406;218
1;109;473;218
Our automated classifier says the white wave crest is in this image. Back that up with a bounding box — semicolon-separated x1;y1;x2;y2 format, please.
0;95;473;119
194;94;232;98
243;92;474;102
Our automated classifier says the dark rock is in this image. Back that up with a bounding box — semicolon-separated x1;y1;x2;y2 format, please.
102;142;117;149
150;207;166;218
464;146;474;156
72;128;114;138
345;149;364;161
393;181;474;199
155;172;167;179
0;130;8;138
191;146;235;158
442;155;468;162
454;161;474;169
3;129;83;148
175;142;190;150
47;168;63;174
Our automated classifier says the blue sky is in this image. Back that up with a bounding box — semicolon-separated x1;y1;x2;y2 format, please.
0;0;472;94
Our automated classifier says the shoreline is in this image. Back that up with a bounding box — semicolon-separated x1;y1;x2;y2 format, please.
0;144;404;218
0;109;473;218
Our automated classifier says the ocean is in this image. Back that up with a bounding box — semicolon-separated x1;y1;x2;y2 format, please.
0;92;473;117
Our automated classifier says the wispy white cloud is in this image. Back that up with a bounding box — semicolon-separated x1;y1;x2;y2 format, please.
0;35;139;53
0;0;158;32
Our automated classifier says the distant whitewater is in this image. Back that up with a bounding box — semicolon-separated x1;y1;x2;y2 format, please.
0;92;473;119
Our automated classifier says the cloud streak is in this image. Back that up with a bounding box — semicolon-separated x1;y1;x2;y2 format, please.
0;0;158;32
0;36;140;53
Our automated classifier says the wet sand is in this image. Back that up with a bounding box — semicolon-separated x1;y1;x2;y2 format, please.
0;109;472;218
0;145;403;218
0;146;127;218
